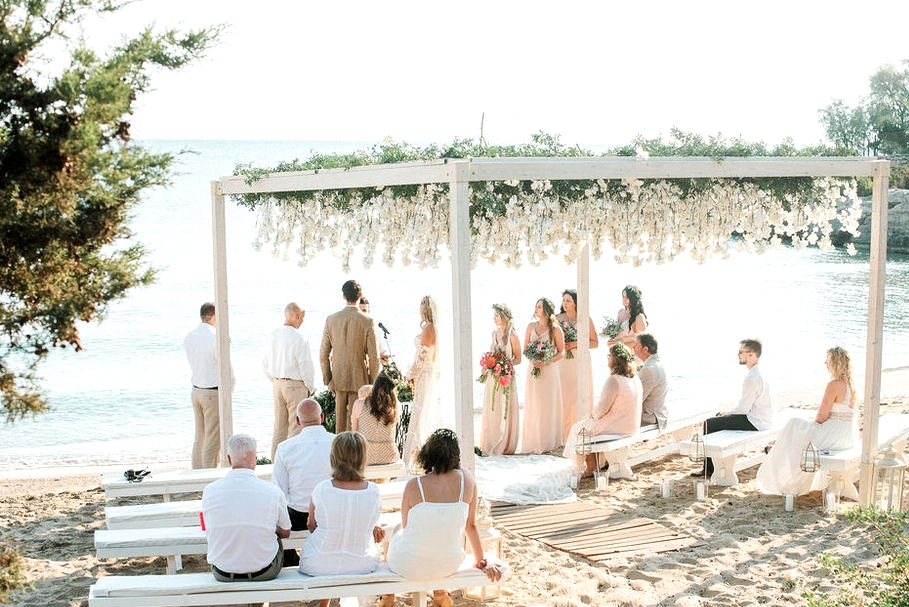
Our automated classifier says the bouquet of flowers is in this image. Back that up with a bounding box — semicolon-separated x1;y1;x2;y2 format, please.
523;339;557;378
559;318;578;359
600;316;622;340
477;347;515;418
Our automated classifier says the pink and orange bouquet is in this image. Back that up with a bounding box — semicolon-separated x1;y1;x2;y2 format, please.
477;347;515;418
523;339;557;378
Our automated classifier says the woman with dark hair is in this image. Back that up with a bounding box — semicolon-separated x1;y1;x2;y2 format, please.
521;297;565;454
563;343;643;476
384;429;503;607
556;289;598;442
298;432;385;606
610;285;648;348
351;370;400;466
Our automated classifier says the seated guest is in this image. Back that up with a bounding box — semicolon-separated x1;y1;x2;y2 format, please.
272;398;334;566
201;433;290;582
384;429;503;607
351;372;400;466
633;333;669;429
563;343;643;477
756;346;858;496
298;431;385;607
349;384;373;432
693;338;775;477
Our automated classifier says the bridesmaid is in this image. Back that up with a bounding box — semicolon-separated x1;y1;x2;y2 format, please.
610;285;647;348
479;303;522;456
556;289;598;442
520;298;565;454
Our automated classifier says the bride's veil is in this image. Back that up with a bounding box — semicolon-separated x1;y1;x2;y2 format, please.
428;295;455;431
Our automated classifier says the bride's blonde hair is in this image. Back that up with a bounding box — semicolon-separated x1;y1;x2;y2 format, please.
419;295;433;327
827;346;855;401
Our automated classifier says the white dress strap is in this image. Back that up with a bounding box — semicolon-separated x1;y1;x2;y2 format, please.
415;476;426;502
457;469;465;502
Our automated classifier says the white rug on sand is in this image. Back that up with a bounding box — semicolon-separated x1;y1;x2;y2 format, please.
475;454;576;505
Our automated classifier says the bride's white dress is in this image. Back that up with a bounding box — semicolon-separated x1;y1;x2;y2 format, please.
756;388;857;496
403;334;442;469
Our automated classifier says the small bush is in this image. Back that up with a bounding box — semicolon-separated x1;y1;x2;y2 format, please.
313;389;336;433
0;541;28;603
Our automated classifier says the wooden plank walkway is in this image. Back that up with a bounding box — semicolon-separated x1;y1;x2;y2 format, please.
492;502;696;562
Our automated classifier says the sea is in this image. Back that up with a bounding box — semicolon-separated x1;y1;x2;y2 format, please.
2;139;908;474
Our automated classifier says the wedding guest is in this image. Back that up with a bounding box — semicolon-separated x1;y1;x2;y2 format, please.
756;346;857;496
479;303;522;456
384;429;503;607
521;298;565;454
271;398;333;566
320;280;380;433
563;343;642;476
402;295;444;469
351;371;400;466
298;432;385;607
610;285;647;348
694;338;775;477
263;302;315;459
556;289;598;442
634;333;669;429
349;384;373;431
202;434;290;582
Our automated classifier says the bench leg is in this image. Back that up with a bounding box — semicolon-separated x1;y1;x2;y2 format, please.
827;471;859;501
710;455;739;486
410;590;426;606
606;447;634;480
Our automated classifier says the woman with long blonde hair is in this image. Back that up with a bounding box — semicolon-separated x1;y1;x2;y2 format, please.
479;303;522;456
402;295;444;470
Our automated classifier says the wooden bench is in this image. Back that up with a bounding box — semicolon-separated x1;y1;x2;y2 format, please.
96;512;402;574
88;557;506;607
102;460;407;501
586;407;717;480
682;408;815;486
104;480;409;529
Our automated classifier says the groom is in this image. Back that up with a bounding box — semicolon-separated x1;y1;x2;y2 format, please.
320;280;380;432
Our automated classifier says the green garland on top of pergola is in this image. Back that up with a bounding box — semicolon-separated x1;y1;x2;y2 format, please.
210;136;890;506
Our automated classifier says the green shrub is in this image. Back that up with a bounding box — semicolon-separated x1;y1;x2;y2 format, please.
314;389;336;433
0;541;28;603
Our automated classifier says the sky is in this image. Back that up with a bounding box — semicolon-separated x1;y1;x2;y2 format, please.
72;0;909;148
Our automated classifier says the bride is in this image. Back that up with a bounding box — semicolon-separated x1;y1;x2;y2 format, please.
756;346;858;496
402;295;445;470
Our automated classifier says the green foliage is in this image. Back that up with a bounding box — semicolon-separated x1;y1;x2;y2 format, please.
0;0;221;421
314;389;336;433
803;506;909;607
256;456;272;465
0;540;29;603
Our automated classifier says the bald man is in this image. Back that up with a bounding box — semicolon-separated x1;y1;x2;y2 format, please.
263;302;315;458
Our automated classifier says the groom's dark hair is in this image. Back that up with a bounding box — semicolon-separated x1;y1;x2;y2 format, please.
342;280;362;303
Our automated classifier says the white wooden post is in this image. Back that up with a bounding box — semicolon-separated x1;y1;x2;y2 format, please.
448;162;475;474
211;181;234;467
858;160;890;506
576;243;593;420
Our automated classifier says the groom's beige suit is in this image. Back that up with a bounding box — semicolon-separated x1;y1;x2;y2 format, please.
320;305;380;432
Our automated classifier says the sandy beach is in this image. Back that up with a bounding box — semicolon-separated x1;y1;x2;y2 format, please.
3;367;908;607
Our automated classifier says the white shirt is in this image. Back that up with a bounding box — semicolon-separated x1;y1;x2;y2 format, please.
262;325;315;391
729;363;775;430
202;468;291;573
184;322;219;388
272;425;335;511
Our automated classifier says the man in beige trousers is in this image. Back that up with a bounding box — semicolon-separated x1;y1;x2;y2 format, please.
320;280;380;432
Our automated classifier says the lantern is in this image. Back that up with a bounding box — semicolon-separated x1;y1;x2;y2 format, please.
800;441;819;473
593;455;608;492
688;430;705;463
873;448;906;511
464;496;503;600
575;427;592;456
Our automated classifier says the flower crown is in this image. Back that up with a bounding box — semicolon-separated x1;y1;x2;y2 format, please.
612;343;634;362
492;303;513;320
380;362;403;383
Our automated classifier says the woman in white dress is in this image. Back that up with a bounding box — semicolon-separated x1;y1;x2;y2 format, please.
403;295;443;470
556;289;598;442
298;432;385;607
756;346;859;496
384;429;503;607
479;303;522;456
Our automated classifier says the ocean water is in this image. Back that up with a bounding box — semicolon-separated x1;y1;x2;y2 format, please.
2;140;908;472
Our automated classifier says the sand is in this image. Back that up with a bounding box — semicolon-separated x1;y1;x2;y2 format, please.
3;368;908;607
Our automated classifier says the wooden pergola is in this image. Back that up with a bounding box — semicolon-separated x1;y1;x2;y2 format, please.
210;156;890;506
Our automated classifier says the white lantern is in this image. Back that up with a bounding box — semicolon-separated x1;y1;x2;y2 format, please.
464;496;503;600
800;441;819;473
575;427;592;456
688;430;705;463
873;448;906;511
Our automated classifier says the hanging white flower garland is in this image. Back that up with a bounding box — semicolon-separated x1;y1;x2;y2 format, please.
248;177;862;272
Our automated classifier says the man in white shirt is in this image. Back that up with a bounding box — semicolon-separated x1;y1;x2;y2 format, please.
634;333;669;430
183;302;233;469
272;398;334;566
263;302;315;459
202;434;291;581
695;338;776;476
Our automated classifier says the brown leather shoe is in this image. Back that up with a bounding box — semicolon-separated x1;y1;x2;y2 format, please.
432;589;453;607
